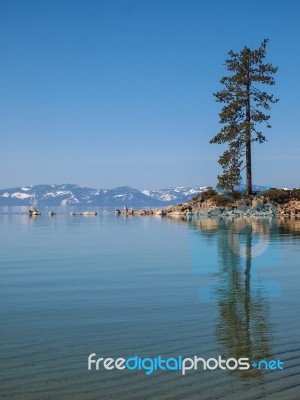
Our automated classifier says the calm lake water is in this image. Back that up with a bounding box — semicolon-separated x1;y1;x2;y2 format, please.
1;207;300;399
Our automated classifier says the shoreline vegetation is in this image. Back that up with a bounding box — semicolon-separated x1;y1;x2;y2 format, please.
121;187;300;219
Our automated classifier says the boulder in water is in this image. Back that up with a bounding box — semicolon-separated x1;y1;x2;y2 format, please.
82;211;97;216
29;206;41;216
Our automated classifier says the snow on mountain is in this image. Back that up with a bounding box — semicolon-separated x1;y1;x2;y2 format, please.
11;192;34;199
142;186;208;203
234;183;271;193
99;186;161;206
0;184;209;207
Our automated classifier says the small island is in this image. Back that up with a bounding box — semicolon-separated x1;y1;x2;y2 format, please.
123;187;300;219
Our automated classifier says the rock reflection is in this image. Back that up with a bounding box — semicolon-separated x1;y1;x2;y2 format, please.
278;217;300;234
29;214;39;222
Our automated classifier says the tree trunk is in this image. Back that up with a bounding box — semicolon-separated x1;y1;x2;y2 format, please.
246;137;252;197
245;77;252;197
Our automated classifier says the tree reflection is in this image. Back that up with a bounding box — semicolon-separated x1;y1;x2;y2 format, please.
192;217;277;380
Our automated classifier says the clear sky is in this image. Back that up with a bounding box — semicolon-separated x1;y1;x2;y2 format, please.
0;0;299;190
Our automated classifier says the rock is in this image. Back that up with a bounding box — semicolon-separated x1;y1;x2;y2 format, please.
169;211;186;216
29;206;41;216
82;211;97;216
125;208;133;215
154;209;164;216
252;198;263;207
235;200;244;207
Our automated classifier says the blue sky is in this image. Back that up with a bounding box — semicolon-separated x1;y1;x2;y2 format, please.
0;0;299;190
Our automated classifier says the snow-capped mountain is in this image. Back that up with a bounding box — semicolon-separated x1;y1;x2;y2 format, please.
234;183;271;192
142;186;208;203
0;184;207;207
0;184;107;206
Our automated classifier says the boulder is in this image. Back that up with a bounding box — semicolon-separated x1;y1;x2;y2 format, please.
154;209;164;215
170;211;186;216
82;211;97;216
29;206;41;216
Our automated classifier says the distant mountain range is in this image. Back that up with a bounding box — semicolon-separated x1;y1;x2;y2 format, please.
0;184;209;207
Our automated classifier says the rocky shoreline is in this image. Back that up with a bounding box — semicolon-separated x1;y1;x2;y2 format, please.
27;190;300;219
119;193;300;219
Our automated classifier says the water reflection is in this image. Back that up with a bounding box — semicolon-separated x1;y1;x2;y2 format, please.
190;217;279;380
278;217;300;235
217;218;276;380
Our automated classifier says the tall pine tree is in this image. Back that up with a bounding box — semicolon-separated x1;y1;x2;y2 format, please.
210;39;278;196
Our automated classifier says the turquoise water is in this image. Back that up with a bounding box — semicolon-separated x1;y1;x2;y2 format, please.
1;208;300;399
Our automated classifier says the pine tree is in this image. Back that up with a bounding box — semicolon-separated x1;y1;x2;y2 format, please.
210;39;278;196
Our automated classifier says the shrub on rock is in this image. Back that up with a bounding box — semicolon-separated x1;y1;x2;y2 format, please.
263;188;290;203
211;194;231;207
291;188;300;200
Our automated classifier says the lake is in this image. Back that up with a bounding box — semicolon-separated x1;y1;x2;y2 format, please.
1;207;300;399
